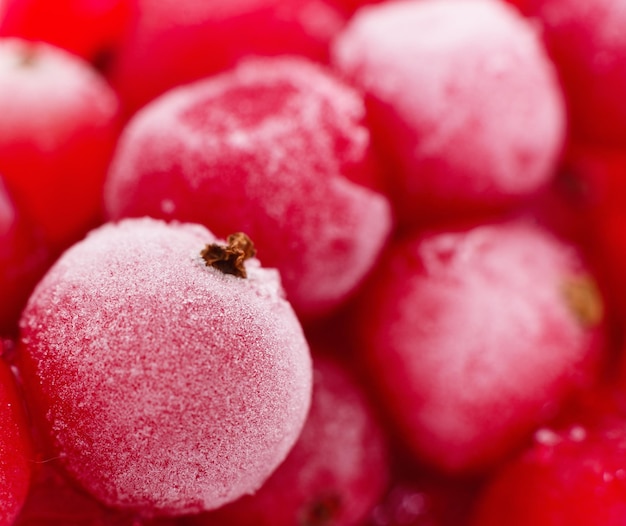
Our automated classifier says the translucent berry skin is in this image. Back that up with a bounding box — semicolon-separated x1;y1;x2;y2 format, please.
0;38;120;253
106;0;347;114
18;218;312;516
193;354;389;526
510;0;626;147
0;349;32;526
332;0;565;226
0;176;49;336
0;0;131;68
471;421;626;526
104;56;393;320
353;221;605;474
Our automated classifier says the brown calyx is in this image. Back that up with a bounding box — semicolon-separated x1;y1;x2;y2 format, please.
200;232;256;279
562;275;604;328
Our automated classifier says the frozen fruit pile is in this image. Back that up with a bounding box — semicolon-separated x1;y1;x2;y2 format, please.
2;0;626;524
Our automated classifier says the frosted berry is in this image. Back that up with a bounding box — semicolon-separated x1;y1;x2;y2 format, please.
194;353;389;526
104;56;392;320
18;218;312;516
332;0;565;225
353;220;605;473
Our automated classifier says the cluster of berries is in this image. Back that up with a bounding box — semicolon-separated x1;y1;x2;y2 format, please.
1;0;626;525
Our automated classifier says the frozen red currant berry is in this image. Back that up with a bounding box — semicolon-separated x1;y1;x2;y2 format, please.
332;0;565;225
104;56;392;320
193;353;389;526
0;347;32;526
353;220;605;473
18;218;312;517
0;37;120;253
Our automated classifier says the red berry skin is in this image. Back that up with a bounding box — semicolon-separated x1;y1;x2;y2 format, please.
0;38;120;253
510;0;626;147
192;353;389;526
0;176;49;336
352;220;605;474
18;218;312;517
471;419;626;526
332;0;565;227
0;348;33;526
104;56;392;320
334;0;386;15
106;0;347;114
0;0;131;69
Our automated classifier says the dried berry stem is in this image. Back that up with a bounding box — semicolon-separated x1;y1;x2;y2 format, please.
200;232;256;278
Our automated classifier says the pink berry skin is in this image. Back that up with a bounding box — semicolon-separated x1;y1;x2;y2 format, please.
331;0;566;226
192;353;389;526
0;38;120;253
106;0;347;114
18;218;312;517
352;220;605;474
0;347;32;526
104;56;393;321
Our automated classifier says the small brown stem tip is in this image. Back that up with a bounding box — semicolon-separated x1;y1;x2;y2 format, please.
200;232;256;279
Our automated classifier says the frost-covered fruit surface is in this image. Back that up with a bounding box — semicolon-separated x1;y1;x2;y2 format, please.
353;220;605;473
17;218;312;517
332;0;565;225
0;344;32;526
106;0;347;114
192;353;389;526
0;37;120;252
104;55;392;320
